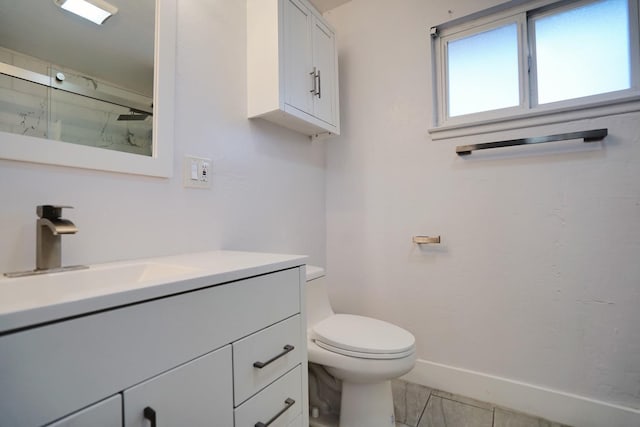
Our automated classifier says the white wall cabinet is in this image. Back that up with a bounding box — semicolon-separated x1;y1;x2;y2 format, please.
248;0;340;137
0;264;308;427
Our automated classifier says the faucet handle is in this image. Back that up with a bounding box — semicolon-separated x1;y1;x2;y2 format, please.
37;205;74;219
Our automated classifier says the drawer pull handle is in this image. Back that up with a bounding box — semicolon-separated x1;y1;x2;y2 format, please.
255;397;296;427
253;344;295;369
143;406;157;427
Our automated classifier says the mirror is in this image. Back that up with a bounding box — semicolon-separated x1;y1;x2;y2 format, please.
0;0;176;177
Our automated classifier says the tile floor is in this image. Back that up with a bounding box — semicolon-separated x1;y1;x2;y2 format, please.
392;380;572;427
308;362;572;427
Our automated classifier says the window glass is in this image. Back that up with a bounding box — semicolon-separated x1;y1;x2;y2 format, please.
533;0;631;104
447;23;520;117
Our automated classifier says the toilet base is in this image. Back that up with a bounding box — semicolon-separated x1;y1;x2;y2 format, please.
339;380;395;427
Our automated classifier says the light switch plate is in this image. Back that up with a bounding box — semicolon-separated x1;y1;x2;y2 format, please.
183;156;211;189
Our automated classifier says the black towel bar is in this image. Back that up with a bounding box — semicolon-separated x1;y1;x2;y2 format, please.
456;129;608;156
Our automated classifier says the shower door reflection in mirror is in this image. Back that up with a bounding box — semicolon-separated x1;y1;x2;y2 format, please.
0;0;155;157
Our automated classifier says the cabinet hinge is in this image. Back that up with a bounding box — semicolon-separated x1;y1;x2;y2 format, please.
310;132;333;141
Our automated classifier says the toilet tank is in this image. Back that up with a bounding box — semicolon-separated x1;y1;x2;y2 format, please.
305;265;335;329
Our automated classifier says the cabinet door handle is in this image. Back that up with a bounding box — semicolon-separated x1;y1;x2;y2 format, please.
254;398;296;427
310;67;317;94
317;69;321;99
253;344;295;369
143;406;157;427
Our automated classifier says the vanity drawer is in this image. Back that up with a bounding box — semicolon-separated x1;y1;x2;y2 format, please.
233;314;302;405
234;366;302;427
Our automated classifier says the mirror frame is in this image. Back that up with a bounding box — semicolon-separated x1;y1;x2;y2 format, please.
0;0;176;178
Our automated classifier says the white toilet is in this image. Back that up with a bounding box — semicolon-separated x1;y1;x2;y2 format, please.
306;266;416;427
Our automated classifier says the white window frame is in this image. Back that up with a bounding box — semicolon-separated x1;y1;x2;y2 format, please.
437;14;529;126
429;0;640;140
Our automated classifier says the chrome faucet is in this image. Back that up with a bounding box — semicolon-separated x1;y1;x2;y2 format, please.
36;205;78;270
4;205;87;278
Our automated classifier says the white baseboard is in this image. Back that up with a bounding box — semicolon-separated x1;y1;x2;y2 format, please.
402;359;640;427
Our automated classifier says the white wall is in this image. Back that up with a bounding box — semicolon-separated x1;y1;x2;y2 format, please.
324;0;640;424
0;0;325;273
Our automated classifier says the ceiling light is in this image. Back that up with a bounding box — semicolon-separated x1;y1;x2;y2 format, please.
54;0;118;25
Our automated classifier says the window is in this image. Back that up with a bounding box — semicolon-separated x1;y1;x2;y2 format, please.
447;22;520;117
431;0;640;135
531;0;631;104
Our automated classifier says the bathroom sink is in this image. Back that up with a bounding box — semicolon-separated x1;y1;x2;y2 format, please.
0;262;203;316
4;262;200;288
0;250;307;335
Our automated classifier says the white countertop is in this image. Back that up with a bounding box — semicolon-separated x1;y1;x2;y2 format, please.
0;250;307;334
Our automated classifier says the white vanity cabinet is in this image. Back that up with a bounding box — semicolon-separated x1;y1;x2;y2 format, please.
123;346;234;427
0;253;308;427
248;0;340;137
47;395;122;427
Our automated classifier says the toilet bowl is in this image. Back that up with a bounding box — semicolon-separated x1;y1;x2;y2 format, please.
306;266;416;427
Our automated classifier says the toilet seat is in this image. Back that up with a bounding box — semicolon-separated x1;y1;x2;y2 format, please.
311;314;415;360
314;340;415;359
